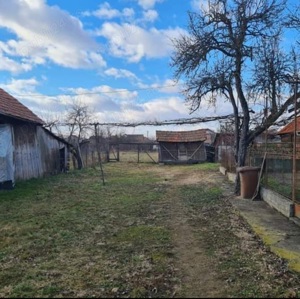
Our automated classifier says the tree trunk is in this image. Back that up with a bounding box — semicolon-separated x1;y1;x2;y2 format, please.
234;119;250;194
73;145;84;170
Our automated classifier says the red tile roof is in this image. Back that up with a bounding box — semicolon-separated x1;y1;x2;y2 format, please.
278;117;300;135
0;88;44;124
156;129;207;143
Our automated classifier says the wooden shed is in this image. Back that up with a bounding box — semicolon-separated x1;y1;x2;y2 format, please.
0;88;71;189
156;129;207;164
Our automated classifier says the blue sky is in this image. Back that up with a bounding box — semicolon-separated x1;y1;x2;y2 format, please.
0;0;298;137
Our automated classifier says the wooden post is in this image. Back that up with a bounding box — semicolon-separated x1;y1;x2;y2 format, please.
283;73;300;204
138;144;140;163
86;144;88;167
106;149;109;163
293;81;298;203
264;97;268;186
94;124;105;186
117;145;120;161
108;144;111;162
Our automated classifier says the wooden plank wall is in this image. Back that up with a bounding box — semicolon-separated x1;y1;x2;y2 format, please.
159;142;206;163
13;124;67;181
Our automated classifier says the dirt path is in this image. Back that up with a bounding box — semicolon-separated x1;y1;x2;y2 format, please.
148;165;300;298
167;187;227;298
150;167;230;298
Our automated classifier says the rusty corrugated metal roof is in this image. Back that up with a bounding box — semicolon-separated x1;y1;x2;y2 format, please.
0;88;44;124
278;117;300;135
156;129;207;142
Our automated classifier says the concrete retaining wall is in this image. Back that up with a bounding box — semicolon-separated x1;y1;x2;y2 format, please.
260;187;294;218
227;172;237;183
219;166;236;182
219;166;227;176
219;166;294;218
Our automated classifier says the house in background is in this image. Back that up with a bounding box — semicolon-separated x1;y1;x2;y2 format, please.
252;129;280;144
118;134;153;151
214;133;235;162
277;117;300;142
122;134;150;143
0;88;71;189
203;128;217;145
156;129;207;164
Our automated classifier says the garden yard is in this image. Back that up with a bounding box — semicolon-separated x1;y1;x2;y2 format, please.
0;162;300;298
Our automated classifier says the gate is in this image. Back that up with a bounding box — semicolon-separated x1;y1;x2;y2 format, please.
108;143;159;163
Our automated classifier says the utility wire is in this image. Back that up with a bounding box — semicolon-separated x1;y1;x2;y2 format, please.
49;114;236;128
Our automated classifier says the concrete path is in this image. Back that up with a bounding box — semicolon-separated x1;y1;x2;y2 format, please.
230;197;300;273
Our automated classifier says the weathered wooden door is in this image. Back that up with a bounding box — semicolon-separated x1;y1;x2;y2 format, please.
0;124;14;188
178;143;187;161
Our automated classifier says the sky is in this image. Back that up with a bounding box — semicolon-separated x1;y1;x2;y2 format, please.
0;0;298;138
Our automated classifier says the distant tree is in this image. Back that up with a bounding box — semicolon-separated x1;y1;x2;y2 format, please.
66;102;94;169
171;0;300;193
42;113;62;134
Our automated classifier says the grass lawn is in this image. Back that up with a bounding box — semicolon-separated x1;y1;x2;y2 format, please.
0;163;175;298
1;162;300;298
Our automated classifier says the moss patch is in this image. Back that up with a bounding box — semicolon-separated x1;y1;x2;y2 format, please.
272;247;300;273
252;224;284;246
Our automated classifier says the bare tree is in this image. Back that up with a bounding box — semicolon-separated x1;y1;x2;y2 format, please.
66;102;93;169
287;4;300;33
171;0;299;193
41;113;62;135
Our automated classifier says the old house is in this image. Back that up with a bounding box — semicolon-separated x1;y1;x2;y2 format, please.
0;88;70;189
118;134;154;151
80;135;108;167
156;129;207;164
203;128;217;145
277;117;300;142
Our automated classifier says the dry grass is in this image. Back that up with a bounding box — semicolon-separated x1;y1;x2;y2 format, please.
0;162;300;298
0;164;174;298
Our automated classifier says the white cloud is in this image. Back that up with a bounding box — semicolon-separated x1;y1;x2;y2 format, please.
0;0;106;71
0;78;64;114
62;86;139;112
0;52;32;73
104;68;139;81
84;3;156;24
150;79;183;94
191;0;209;12
97;22;187;62
0;78;233;137
0;78;40;94
86;2;121;19
21;0;43;9
84;2;135;20
142;10;159;22
0;78;186;122
136;0;164;10
123;8;135;19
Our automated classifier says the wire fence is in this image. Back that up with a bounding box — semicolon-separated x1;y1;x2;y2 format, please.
216;130;300;203
249;142;300;203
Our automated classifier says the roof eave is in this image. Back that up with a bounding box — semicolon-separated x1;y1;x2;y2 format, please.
0;112;44;125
